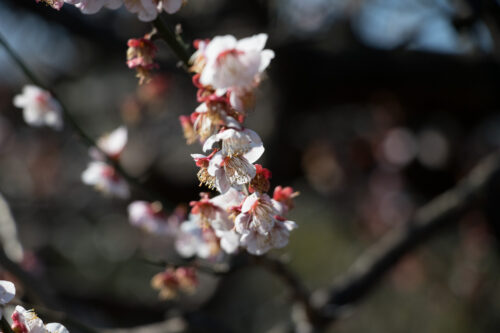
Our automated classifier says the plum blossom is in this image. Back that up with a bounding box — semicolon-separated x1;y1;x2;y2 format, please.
151;267;197;299
235;192;280;235
272;186;299;216
12;306;69;333
81;161;130;199
175;215;220;259
199;34;275;90
128;201;181;235
13;85;63;130
123;0;183;21
90;126;128;160
240;219;297;255
64;0;121;14
36;0;64;10
0;280;15;319
200;129;264;193
127;34;158;84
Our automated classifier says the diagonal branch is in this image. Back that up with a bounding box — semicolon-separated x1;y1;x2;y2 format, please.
319;152;500;324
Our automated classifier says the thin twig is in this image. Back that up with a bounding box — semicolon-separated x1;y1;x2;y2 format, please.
0;30;173;208
152;14;191;68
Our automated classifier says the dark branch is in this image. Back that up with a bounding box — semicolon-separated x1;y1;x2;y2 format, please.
319;152;500;324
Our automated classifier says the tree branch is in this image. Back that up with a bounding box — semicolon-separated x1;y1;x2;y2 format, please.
318;152;500;324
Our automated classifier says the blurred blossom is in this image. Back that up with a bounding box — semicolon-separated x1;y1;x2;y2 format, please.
120;96;142;125
390;255;425;292
417;129;449;169
12;85;63;130
137;75;170;103
81;161;130;198
380;127;417;168
274;0;349;36
90;126;128;160
302;143;343;195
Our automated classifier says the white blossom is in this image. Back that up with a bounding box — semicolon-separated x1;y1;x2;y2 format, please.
235;192;279;235
81;161;130;199
13;85;63;130
203;128;264;160
175;215;219;259
64;0;121;14
240;220;297;255
123;0;182;21
128;201;178;235
0;280;15;320
215;229;240;254
90;126;128;160
200;34;275;90
12;306;69;333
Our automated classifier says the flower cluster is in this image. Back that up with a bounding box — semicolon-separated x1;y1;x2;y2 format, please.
151;266;197;299
37;0;183;21
174;34;298;256
126;34;298;257
0;280;68;333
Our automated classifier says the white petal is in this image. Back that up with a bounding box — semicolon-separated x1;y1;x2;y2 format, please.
0;280;15;304
45;323;69;333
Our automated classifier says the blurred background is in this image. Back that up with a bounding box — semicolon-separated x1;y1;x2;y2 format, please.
1;0;500;332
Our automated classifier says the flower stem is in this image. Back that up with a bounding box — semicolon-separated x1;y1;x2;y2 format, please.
152;14;192;68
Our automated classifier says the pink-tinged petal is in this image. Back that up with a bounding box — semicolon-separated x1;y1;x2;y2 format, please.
241;192;259;213
234;212;252;234
207;152;224;176
202;134;219;152
237;33;268;52
240;232;272;255
45;323;69;333
217;230;240;254
162;0;182;13
259;49;275;72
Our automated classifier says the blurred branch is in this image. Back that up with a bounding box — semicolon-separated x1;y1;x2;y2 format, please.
0;30;174;208
319;152;500;325
252;256;322;327
152;14;191;68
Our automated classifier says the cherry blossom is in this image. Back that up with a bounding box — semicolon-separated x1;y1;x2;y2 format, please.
13;85;63;130
81;161;130;199
12;306;69;333
199;34;275;90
